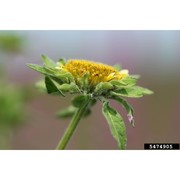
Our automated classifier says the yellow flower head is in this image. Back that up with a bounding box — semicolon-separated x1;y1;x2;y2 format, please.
56;59;128;86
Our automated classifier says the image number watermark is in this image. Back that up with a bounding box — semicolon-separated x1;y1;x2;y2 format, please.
144;143;179;150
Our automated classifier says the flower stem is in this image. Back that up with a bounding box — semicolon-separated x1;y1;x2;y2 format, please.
56;99;90;150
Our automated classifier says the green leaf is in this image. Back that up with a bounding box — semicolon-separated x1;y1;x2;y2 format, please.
41;54;56;67
56;105;91;119
56;105;77;118
135;86;154;95
27;63;48;75
102;101;127;149
59;83;80;93
58;58;66;65
111;85;153;98
35;79;46;92
72;94;89;108
111;88;143;98
110;76;137;88
94;82;114;95
54;70;75;84
45;76;65;96
111;95;134;127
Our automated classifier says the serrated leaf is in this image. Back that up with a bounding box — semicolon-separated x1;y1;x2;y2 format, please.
72;94;89;108
102;101;127;149
111;95;134;127
41;54;56;67
45;76;65;96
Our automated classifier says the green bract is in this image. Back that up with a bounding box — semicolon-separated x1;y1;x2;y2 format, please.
27;55;153;150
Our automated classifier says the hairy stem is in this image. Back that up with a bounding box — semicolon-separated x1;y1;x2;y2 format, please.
56;99;90;150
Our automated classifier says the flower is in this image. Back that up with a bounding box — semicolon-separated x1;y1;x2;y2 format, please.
56;59;128;87
27;55;153;150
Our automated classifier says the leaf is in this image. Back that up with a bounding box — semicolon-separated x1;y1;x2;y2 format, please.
56;106;77;118
58;58;66;65
111;88;143;98
45;76;65;96
72;94;89;108
56;105;91;119
54;70;75;83
59;83;80;93
111;85;153;98
41;54;56;67
27;63;48;75
111;95;134;127
102;101;127;149
35;79;46;92
135;86;154;95
94;82;114;95
110;76;137;88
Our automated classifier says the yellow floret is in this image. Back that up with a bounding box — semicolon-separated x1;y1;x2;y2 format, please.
58;59;128;86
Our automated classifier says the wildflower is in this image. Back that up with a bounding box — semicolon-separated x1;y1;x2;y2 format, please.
27;55;153;150
56;59;128;87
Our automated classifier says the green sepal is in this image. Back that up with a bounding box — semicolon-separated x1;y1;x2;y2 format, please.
111;95;134;127
72;94;90;108
45;76;65;96
81;72;90;91
102;101;127;149
94;82;114;96
110;76;137;88
54;70;75;84
41;54;56;67
59;83;80;93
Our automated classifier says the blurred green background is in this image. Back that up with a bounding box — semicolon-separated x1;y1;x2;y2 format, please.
0;30;179;150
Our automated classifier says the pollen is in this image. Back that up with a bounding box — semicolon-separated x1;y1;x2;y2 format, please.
59;59;128;86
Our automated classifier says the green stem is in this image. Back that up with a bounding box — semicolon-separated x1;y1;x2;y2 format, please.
56;99;90;150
